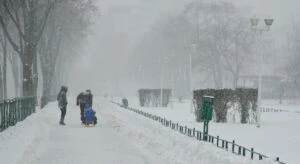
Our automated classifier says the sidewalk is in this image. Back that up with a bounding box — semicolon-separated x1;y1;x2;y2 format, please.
1;100;164;164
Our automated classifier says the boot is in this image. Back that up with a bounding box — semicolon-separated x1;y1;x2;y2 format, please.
59;122;66;125
59;118;66;125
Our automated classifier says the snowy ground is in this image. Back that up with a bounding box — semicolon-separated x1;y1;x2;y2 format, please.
119;97;300;164
0;96;278;164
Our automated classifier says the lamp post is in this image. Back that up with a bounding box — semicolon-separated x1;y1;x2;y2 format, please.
250;17;274;128
158;56;164;107
190;43;197;113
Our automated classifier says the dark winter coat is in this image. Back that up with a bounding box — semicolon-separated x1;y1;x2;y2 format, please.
76;92;93;106
57;86;68;108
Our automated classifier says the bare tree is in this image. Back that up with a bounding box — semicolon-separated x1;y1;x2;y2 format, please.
283;20;300;92
0;0;57;97
131;1;259;92
0;27;7;99
37;0;97;106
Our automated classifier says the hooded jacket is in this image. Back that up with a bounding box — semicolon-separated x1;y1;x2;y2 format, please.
57;86;68;108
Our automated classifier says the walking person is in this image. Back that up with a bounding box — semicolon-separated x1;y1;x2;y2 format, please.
76;89;93;123
57;86;68;125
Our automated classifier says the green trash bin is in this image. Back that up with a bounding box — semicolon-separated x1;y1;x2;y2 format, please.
200;96;214;120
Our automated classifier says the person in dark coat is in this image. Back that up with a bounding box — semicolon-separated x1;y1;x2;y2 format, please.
57;86;68;125
122;96;128;108
76;89;93;123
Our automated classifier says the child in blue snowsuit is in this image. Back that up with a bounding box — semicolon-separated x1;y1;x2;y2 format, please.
83;104;97;125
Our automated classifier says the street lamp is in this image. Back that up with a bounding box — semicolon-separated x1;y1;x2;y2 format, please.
250;17;274;128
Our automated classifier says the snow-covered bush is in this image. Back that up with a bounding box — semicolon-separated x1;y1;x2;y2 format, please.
194;88;257;124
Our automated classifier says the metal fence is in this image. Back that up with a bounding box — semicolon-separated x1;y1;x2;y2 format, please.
112;101;285;164
0;97;36;132
260;106;300;113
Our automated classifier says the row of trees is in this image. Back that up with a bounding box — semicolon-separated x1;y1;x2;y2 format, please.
130;1;278;98
0;0;97;101
138;89;172;107
281;20;300;94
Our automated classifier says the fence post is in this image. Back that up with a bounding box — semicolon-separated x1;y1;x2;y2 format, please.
232;140;235;153
199;132;202;140
251;148;254;160
193;128;195;137
276;157;279;161
259;154;262;160
242;147;246;156
217;136;219;147
238;146;241;155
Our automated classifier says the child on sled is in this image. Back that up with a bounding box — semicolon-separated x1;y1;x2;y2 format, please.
83;104;97;126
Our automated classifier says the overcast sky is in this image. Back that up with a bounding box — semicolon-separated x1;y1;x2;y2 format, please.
68;0;300;96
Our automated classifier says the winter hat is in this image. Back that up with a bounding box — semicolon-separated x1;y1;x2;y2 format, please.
86;89;91;94
61;86;68;92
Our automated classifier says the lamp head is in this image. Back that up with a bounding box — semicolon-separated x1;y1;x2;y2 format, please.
264;19;274;26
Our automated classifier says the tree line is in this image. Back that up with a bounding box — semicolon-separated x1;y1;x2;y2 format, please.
131;0;300;98
0;0;97;101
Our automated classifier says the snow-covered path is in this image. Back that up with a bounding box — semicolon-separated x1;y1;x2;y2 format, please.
35;121;158;164
1;96;275;164
20;98;163;164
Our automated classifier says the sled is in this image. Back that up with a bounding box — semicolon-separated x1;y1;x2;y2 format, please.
85;122;95;127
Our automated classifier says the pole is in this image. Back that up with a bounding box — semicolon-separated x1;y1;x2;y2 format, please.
189;52;193;113
250;17;273;128
257;65;262;127
256;31;263;128
203;120;209;141
160;57;164;107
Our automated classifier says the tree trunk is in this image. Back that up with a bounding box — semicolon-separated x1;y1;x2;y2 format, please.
15;60;21;97
9;52;22;97
3;36;7;99
41;68;53;108
0;65;3;100
233;73;238;89
0;29;7;100
22;63;33;96
22;45;36;97
33;52;38;104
